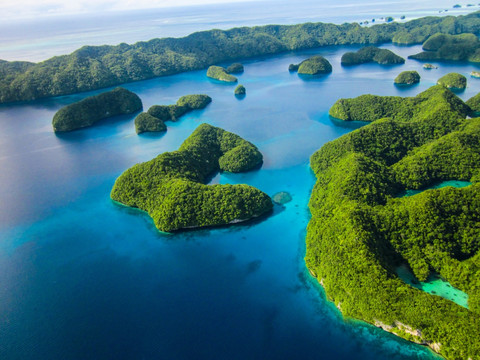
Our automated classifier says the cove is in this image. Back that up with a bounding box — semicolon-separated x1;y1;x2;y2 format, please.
398;180;472;197
396;265;469;308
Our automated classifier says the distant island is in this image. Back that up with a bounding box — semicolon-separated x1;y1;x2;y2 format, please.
111;123;272;231
136;94;212;134
234;84;246;96
207;65;239;82
394;70;420;85
409;33;480;62
309;85;480;359
437;72;467;89
289;55;332;75
2;12;480;103
341;46;405;65
52;87;142;132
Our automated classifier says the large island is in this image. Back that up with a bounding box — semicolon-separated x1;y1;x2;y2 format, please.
309;85;480;359
52;87;142;132
2;12;480;103
111;123;272;232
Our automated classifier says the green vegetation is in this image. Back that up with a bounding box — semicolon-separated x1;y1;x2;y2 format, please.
207;65;238;82
134;112;166;134
423;63;438;69
111;123;272;231
471;71;480;78
288;63;299;72
329;84;470;122
226;63;244;74
296;55;332;75
2;12;480;103
437;72;467;89
308;85;480;359
409;33;480;62
341;46;405;65
234;84;246;96
52;87;142;132
466;91;480;114
394;70;420;85
136;94;211;134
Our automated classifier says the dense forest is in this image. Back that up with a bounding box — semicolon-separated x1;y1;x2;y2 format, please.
341;46;405;65
1;12;480;103
409;33;480;62
111;123;272;232
307;85;480;359
52;87;142;132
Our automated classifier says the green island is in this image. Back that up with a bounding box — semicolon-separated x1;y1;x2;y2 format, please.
394;70;420;85
437;72;467;90
409;33;480;62
111;123;272;232
234;84;246;96
136;94;212;134
472;71;480;78
52;87;142;132
207;65;238;82
308;85;480;359
423;63;438;69
341;46;405;65
290;55;332;75
226;63;244;74
2;12;480;103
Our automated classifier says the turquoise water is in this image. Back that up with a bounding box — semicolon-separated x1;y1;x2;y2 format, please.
3;26;480;359
396;265;469;308
399;180;473;197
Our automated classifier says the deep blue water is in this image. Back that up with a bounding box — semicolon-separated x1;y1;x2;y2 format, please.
2;14;480;360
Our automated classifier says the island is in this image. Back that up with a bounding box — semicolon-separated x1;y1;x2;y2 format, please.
2;12;480;103
207;65;238;82
394;70;420;85
136;94;211;134
471;71;480;78
437;72;467;89
341;46;405;65
52;87;142;132
409;33;480;62
423;63;438;69
289;55;332;75
309;85;480;360
134;112;166;134
111;123;272;231
234;85;246;96
226;63;244;74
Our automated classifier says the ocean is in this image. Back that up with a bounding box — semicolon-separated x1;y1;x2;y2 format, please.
0;1;478;359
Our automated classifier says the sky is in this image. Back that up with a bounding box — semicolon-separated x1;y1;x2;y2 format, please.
0;0;257;20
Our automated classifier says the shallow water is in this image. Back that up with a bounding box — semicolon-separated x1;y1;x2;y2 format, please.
399;180;473;197
396;265;469;308
2;41;480;359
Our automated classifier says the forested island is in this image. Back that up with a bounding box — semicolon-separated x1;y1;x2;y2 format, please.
341;46;405;65
2;12;480;103
437;72;467;89
409;33;480;62
135;94;211;134
111;123;272;231
309;85;480;359
289;55;332;75
394;70;420;85
52;87;142;132
207;65;238;82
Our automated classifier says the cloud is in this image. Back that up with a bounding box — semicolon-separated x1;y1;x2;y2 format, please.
0;0;253;20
